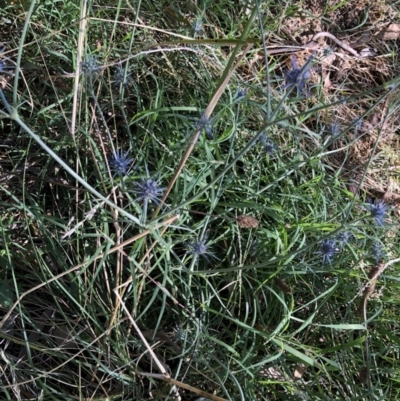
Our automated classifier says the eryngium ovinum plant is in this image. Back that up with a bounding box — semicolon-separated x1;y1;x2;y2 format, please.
1;2;400;400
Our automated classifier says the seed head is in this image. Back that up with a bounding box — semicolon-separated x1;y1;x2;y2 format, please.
367;199;389;228
109;149;133;177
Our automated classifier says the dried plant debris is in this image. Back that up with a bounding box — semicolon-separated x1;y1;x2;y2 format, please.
378;23;400;41
275;278;292;294
358;262;385;315
236;215;259;228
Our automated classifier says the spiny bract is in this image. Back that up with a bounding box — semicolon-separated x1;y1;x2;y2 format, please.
284;53;313;96
368;199;389;228
131;178;164;205
109;149;133;176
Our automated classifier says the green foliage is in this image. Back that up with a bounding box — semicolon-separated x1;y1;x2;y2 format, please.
0;0;400;400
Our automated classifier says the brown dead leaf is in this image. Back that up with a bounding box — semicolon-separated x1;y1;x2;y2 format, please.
378;23;400;41
383;191;400;203
323;72;332;89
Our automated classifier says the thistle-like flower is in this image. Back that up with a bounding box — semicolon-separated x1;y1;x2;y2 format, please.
284;52;314;96
318;239;337;264
259;134;276;154
187;239;216;262
109;149;133;177
368;199;389;228
234;87;246;101
80;55;102;76
327;121;340;137
335;231;351;251
192;17;204;35
173;326;187;343
371;241;385;263
112;65;132;88
196;115;215;139
131;177;164;205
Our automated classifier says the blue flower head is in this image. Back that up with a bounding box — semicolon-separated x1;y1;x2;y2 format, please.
284;52;314;96
80;55;102;76
113;65;132;88
259;134;276;154
196;115;215;139
368;199;389;228
372;241;385;263
109;149;133;177
318;239;337;264
131;177;164;205
192;17;204;35
354;119;362;130
234;87;247;101
173;325;186;342
0;46;13;75
187;239;216;262
335;231;351;251
327;122;340;137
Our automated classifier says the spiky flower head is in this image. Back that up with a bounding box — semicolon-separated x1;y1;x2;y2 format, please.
368;199;389;228
0;46;13;75
113;65;132;88
109;149;133;177
192;17;204;35
259;134;276;154
131;177;164;205
187;239;216;262
80;55;102;76
335;231;351;251
173;326;187;343
318;239;337;264
372;241;385;263
196;115;215;139
354;119;362;130
284;52;314;96
327;122;340;137
234;87;246;101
